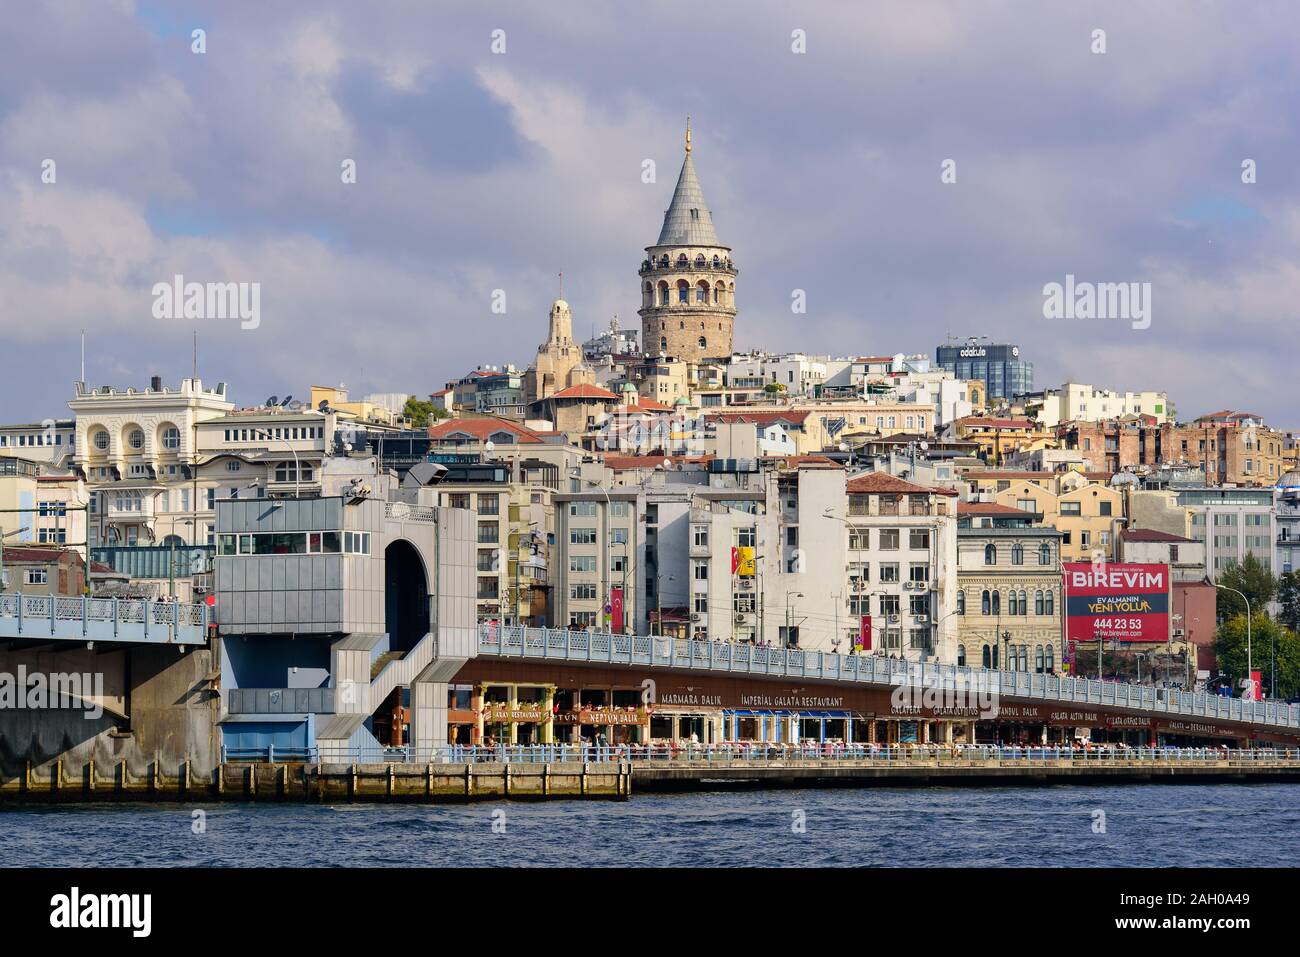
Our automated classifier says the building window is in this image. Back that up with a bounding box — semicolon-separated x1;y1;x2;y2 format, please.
162;426;181;450
569;501;597;517
692;525;709;547
93;430;109;451
26;569;49;585
226;461;241;472
957;590;966;615
478;522;499;544
128;429;145;450
478;494;500;516
1011;543;1024;565
569;528;597;545
984;544;996;565
1039;543;1052;565
908;529;930;549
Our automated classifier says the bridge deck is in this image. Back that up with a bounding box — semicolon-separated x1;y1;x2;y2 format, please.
477;624;1300;733
0;593;209;646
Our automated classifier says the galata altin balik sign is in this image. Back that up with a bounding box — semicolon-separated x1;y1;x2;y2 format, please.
1063;562;1171;644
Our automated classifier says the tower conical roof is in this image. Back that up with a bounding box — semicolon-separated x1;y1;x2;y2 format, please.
655;129;720;247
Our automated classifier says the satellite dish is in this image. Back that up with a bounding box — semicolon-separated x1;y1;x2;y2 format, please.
265;395;279;407
318;400;329;411
286;400;303;411
484;441;496;453
281;395;293;406
920;441;929;451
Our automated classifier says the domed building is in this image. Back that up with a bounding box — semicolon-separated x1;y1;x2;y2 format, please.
638;120;737;363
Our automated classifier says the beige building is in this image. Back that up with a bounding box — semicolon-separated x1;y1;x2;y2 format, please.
956;502;1064;677
992;479;1125;562
526;298;594;404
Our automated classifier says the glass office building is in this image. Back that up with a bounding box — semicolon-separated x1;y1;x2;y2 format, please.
935;343;1033;401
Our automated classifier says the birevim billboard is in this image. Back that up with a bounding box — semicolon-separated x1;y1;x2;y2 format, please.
1063;562;1170;644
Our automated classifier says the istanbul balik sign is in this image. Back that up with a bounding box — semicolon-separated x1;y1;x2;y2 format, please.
1063;562;1170;644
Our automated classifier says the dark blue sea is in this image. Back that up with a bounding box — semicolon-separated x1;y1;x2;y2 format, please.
3;785;1297;867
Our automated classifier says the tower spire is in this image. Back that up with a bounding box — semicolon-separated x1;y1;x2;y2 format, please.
685;116;691;154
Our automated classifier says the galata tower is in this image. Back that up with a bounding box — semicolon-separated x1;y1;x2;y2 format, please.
638;120;736;362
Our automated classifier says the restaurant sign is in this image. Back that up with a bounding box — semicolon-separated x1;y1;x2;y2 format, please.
553;708;647;726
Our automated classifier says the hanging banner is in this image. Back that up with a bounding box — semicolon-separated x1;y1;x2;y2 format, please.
857;615;872;650
610;586;624;633
737;546;756;578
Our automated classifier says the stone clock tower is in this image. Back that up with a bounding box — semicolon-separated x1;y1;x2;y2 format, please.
638;120;737;362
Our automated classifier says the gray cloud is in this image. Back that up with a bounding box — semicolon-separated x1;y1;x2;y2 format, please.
0;1;1296;427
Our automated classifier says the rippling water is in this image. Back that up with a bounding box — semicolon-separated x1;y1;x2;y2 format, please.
3;784;1297;867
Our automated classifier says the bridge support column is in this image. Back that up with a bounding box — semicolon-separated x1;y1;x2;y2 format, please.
410;679;450;751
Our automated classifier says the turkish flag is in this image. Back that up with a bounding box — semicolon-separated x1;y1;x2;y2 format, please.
731;547;740;575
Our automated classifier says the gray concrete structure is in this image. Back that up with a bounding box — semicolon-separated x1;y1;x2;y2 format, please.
214;456;477;756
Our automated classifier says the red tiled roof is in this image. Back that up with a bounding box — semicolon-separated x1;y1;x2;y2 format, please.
428;417;545;443
961;470;1055;480
707;410;810;427
773;455;841;468
624;399;673;413
1121;528;1195;543
0;546;80;564
846;472;959;496
550;384;620;401
604;454;713;470
957;502;1033;515
956;417;1038;430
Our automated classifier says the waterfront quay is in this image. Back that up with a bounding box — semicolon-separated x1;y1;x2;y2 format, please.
4;745;1300;805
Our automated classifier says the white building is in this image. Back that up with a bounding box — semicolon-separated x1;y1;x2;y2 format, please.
1032;382;1171;428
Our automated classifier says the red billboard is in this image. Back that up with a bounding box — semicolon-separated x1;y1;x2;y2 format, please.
1064;562;1170;644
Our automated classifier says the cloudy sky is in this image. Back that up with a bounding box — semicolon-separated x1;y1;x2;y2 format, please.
1;1;1296;425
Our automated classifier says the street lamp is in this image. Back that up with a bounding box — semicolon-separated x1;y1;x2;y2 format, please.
1210;578;1253;699
785;592;804;648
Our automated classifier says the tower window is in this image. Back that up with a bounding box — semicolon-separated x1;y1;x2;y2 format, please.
698;337;707;348
690;209;699;220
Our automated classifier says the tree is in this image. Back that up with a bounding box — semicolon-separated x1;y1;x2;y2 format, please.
1213;613;1300;700
1214;554;1276;621
402;396;446;428
1278;571;1300;632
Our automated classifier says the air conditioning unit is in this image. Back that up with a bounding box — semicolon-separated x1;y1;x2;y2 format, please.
888;615;899;624
739;580;753;590
916;615;929;624
690;613;701;622
902;581;913;590
734;613;746;623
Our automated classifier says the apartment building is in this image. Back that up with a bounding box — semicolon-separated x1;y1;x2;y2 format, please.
840;472;960;661
989;478;1125;562
432;459;554;626
1030;382;1171;429
955;502;1064;673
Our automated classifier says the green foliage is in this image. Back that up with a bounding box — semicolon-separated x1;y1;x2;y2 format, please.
1214;554;1276;620
1278;571;1300;632
402;397;446;428
1213;613;1300;700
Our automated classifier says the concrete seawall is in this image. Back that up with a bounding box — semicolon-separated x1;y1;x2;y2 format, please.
2;757;1299;803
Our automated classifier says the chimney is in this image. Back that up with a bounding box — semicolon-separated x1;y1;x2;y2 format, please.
150;375;162;392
